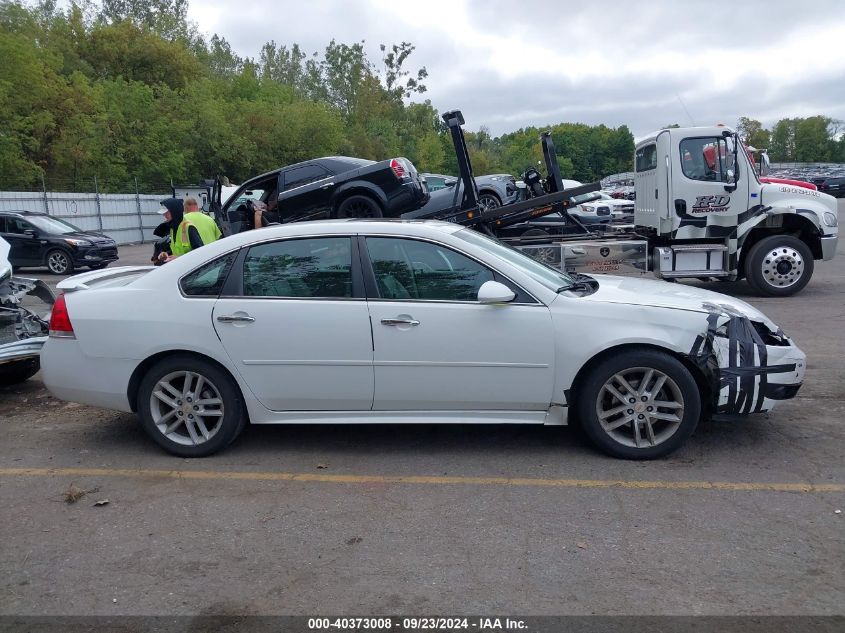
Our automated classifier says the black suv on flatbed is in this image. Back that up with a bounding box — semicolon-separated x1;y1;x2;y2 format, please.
0;211;119;274
222;156;429;233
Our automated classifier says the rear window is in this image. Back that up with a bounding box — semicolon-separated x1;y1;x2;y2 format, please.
636;144;657;172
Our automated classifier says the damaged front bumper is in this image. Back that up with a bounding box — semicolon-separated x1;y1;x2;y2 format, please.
690;303;805;416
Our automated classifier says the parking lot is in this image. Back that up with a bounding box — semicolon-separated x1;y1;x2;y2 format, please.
1;202;843;617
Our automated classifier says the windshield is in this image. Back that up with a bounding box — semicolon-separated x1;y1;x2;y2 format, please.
454;229;575;291
27;215;83;234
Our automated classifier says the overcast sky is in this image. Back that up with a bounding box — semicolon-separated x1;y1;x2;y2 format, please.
187;0;845;138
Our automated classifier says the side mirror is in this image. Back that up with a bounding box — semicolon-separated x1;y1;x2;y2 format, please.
24;229;38;238
477;280;516;304
725;169;735;185
760;153;771;176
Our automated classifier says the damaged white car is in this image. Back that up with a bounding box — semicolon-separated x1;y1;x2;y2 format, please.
0;237;54;385
40;221;805;459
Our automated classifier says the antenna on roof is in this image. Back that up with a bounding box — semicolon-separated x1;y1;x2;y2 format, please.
675;93;695;126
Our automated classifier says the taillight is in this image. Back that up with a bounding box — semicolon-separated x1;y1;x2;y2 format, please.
390;158;407;179
49;293;75;339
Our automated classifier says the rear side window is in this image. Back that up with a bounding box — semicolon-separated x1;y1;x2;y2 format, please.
635;144;657;172
366;237;494;302
180;252;237;297
243;237;353;298
282;165;329;191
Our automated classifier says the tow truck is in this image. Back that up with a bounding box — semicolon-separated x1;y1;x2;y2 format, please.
428;111;839;297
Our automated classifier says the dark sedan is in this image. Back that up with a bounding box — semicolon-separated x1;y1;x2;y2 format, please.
221;156;429;233
0;211;118;274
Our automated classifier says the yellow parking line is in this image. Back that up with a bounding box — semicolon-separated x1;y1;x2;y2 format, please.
0;467;842;493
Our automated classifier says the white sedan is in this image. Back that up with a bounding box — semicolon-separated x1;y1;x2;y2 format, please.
41;220;806;459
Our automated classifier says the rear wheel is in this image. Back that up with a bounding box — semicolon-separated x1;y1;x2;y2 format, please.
576;349;701;459
745;235;813;296
0;358;40;386
137;355;245;457
46;249;73;275
335;195;383;219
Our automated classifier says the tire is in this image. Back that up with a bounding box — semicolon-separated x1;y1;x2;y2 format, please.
744;235;814;297
88;262;108;270
137;355;246;457
335;195;383;219
0;358;40;386
478;192;501;211
575;349;701;459
45;249;74;275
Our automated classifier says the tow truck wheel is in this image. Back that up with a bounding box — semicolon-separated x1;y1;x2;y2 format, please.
745;236;814;297
576;349;701;460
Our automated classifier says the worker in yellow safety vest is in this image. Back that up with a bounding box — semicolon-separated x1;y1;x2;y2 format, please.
157;197;222;262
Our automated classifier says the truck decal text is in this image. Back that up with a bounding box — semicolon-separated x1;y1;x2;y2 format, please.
692;195;731;213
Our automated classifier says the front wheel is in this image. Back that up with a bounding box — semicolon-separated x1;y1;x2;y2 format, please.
335;195;383;219
46;249;74;275
745;235;814;296
478;193;501;211
137;355;246;457
576;349;701;459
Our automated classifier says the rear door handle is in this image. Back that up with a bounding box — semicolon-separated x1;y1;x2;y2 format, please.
381;317;420;326
217;314;256;323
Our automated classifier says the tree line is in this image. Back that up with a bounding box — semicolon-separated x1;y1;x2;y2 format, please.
736;116;845;163
0;1;840;195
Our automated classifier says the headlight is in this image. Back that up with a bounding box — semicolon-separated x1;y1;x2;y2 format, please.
64;238;90;246
823;212;838;227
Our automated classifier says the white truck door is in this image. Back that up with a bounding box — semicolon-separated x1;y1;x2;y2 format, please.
670;132;750;240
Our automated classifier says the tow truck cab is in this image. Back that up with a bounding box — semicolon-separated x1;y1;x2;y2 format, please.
633;126;838;294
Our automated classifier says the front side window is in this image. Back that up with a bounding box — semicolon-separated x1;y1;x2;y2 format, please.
181;251;238;297
4;217;35;234
680;137;735;182
243;237;353;298
366;237;494;302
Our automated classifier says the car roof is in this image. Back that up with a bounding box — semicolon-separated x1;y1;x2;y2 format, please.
211;219;466;252
0;210;47;216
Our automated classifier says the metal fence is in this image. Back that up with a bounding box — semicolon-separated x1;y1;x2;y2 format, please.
0;190;167;245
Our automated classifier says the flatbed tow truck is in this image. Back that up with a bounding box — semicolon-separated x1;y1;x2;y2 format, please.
425;110;838;297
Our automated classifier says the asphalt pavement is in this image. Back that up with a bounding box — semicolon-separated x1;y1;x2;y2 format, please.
0;202;843;617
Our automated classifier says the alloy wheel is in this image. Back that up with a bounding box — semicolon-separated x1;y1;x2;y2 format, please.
595;367;685;449
149;371;225;446
47;251;70;274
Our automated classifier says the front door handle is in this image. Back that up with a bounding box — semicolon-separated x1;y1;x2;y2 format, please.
320;182;335;190
217;314;256;323
381;317;420;327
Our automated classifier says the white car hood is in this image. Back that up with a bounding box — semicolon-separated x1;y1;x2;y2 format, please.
582;275;775;327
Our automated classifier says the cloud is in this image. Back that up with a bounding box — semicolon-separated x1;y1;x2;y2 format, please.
188;0;845;136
